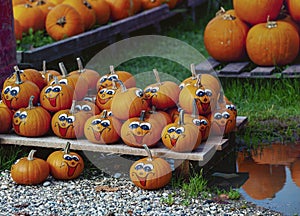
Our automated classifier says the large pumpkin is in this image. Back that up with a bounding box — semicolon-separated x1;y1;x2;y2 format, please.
13;96;51;137
45;4;85;41
11;150;50;185
130;144;172;190
246;18;299;66
0;100;13;133
143;69;180;110
47;142;84;180
204;8;249;62
233;0;284;25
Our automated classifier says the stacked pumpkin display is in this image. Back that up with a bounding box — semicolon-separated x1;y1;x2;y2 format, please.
204;0;300;66
12;0;181;41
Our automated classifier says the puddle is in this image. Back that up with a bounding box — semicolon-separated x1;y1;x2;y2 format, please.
237;143;300;215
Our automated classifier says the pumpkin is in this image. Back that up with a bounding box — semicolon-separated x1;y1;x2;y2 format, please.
51;100;89;138
12;0;28;6
233;0;284;25
63;0;96;30
246;17;299;66
87;0;111;25
46;142;84;180
2;66;40;111
69;57;100;91
105;0;137;21
144;106;172;130
121;110;162;148
0;100;13;133
14;19;23;41
286;0;300;23
179;74;217;117
166;106;180;122
48;0;65;5
40;76;74;112
13;96;51;137
217;91;237;118
33;0;55;22
144;69;180;110
74;100;100;118
39;60;61;84
13;3;45;33
97;65;136;90
110;80;148;121
141;0;162;10
95;80;119;110
45;4;85;41
130;144;172;190
204;8;249;62
11;149;50;185
161;109;202;152
84;109;122;144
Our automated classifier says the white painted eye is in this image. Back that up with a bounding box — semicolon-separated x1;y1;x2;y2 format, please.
108;74;119;81
193;118;201;126
52;85;62;93
134;162;144;170
167;126;176;133
214;112;222;120
176;127;185;134
91;119;102;125
144;87;152;93
101;120;110;127
81;105;92;111
99;75;108;83
106;89;115;95
196;89;205;97
3;86;12;94
205;89;212;97
135;89;144;98
75;105;82;111
129;121;140;129
58;114;68;121
151;87;159;93
67;116;75;123
140;122;151;130
10;86;20;96
58;79;68;85
143;164;154;172
222;111;230;119
19;111;27;120
179;82;185;90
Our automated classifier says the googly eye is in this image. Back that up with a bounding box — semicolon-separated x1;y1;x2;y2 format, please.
135;89;144;98
140;122;151;131
214;112;222;120
196;89;205;97
129;121;140;129
134;162;144;170
91;119;102;125
143;164;154;172
167;126;176;133
58;114;68;121
101;120;110;127
176;127;185;134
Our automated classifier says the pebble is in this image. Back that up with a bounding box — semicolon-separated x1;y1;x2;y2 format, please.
0;169;283;216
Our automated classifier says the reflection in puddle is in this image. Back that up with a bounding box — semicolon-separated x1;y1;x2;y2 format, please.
237;143;300;215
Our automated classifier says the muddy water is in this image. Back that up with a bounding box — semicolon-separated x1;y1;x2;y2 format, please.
237;143;300;215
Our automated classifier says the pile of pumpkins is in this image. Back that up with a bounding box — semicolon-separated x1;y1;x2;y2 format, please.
0;58;237;189
204;0;300;66
13;0;181;41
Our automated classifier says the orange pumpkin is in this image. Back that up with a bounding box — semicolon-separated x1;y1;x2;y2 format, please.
233;0;284;25
14;19;23;41
105;0;137;21
11;149;50;185
144;69;180;110
141;0;162;10
46;142;84;180
0;100;13;133
95;80;119;110
130;144;172;190
110;80;148;121
246;18;299;66
87;0;111;25
286;0;300;23
45;4;85;41
51;100;89;138
204;8;249;62
2;66;40;111
121;110;163;148
13;96;51;137
161;109;202;152
74;100;100;118
39;60;61;84
145;106;172;130
33;0;55;22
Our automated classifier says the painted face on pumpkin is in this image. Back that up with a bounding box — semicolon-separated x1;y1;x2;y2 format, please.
54;113;75;137
2;86;20;108
43;85;63;107
13;110;27;133
212;111;235;135
98;74;119;88
87;118;111;141
194;88;213;113
61;153;81;177
131;162;155;187
164;126;185;147
144;86;159;103
226;104;237;116
192;118;210;140
127;121;152;144
96;88;116;106
83;96;96;103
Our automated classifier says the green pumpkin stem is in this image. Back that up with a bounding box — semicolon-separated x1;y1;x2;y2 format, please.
27;149;37;161
76;57;85;73
70;100;76;114
142;144;153;161
64;142;71;154
153;69;162;85
14;66;23;85
178;109;185;125
101;110;108;118
58;62;68;77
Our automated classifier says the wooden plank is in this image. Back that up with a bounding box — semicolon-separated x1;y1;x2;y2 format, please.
250;66;275;76
219;62;250;75
195;57;221;72
282;64;300;78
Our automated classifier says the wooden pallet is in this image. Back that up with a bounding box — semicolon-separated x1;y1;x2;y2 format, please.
0;116;247;165
195;57;300;78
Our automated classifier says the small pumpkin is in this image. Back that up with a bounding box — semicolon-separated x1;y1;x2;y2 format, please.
40;76;74;112
105;0;137;21
39;60;61;85
95;80;119;110
45;3;85;41
11;149;50;185
51;100;89;139
84;109;122;144
13;95;51;137
130;144;172;190
0;100;14;133
87;0;111;25
144;69;180;110
2;66;40;111
161;109;202;152
110;80;148;121
121;110;163;148
74;100;101;118
46;142;84;180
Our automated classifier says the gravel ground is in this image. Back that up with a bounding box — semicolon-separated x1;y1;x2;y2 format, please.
0;169;283;216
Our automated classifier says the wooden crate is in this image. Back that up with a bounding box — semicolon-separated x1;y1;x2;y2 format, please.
196;57;300;78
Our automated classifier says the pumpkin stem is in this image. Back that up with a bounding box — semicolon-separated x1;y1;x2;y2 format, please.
76;57;85;73
150;0;156;2
222;13;236;20
70;100;76;114
190;63;197;79
101;110;108;118
27;149;37;161
64;142;71;154
139;110;146;121
178;109;185;126
117;80;127;92
218;91;225;104
42;60;47;74
216;6;226;16
53;76;59;84
83;0;93;9
142;144;153;161
195;74;202;88
191;98;198;118
110;65;115;74
111;80;117;89
58;62;68;77
266;15;277;28
56;16;67;27
153;69;162;85
27;95;35;109
14;66;23;85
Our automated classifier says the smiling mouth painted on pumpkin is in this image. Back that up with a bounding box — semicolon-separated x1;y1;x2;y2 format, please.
92;127;106;141
67;164;78;177
59;126;69;137
14;124;20;133
133;135;144;144
48;97;57;107
133;172;154;187
98;98;110;104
